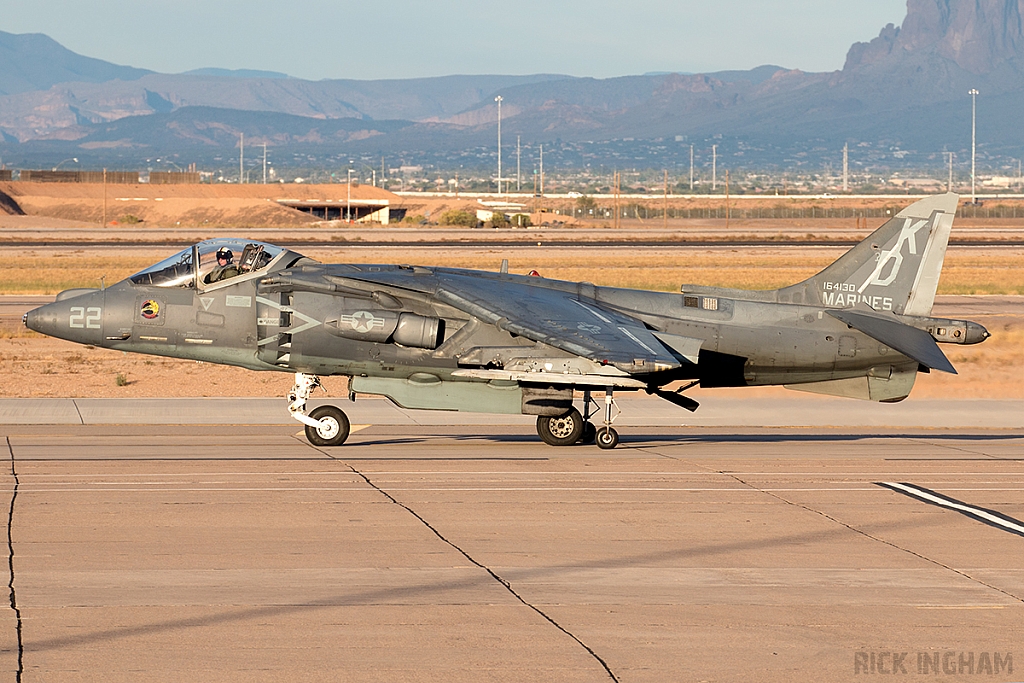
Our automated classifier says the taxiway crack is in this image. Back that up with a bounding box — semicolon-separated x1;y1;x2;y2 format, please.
6;437;24;682
724;469;1024;604
307;441;619;682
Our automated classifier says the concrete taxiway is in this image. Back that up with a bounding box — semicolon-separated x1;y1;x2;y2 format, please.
0;398;1022;682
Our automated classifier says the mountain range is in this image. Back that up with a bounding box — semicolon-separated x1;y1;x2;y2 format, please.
1;0;1022;170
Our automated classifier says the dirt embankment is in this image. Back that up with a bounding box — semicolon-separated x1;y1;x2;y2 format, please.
0;182;398;228
0;187;24;215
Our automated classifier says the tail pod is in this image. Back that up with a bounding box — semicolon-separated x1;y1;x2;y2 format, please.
780;193;958;316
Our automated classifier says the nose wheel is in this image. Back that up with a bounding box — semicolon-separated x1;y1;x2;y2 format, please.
304;405;351;447
288;372;351;447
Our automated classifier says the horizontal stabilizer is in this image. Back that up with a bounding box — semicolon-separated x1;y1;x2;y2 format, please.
827;308;956;374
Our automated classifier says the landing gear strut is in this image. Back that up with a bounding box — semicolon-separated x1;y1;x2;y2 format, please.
288;372;350;447
534;387;620;448
595;388;620;450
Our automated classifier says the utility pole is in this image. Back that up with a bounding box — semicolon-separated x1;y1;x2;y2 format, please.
262;143;267;184
712;144;717;192
239;133;244;184
516;135;521;192
946;152;955;192
689;144;694;191
102;168;107;227
969;88;979;203
495;95;503;195
842;143;849;192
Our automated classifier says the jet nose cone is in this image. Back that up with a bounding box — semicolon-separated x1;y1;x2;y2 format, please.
24;301;60;336
24;290;106;344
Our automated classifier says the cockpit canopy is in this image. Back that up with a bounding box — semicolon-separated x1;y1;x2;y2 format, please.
129;239;304;288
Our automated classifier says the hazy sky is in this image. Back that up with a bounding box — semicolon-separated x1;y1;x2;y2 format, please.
6;0;909;80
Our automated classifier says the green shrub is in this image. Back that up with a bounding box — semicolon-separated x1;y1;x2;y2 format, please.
439;209;478;227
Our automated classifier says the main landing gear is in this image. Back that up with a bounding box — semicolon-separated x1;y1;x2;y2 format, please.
535;388;620;449
289;372;350;447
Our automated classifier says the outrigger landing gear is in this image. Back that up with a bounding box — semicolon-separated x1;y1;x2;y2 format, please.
288;372;351;447
595;387;620;450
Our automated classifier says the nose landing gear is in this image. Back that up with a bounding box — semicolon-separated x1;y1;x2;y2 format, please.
288;372;351;447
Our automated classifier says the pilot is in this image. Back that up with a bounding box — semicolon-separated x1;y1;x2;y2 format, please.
205;247;240;283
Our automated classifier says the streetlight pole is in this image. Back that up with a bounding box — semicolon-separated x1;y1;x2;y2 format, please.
516;135;521;193
689;145;694;191
495;96;503;195
347;168;353;222
712;145;717;192
969;89;979;203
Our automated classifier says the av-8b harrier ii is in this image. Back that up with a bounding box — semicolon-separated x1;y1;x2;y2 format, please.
26;193;988;448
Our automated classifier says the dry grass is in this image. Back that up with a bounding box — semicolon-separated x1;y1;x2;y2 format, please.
3;247;1023;294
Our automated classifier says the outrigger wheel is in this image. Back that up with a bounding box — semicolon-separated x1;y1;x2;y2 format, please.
305;405;351;447
536;407;585;446
595;427;619;450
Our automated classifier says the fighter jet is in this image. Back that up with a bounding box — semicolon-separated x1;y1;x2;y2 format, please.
25;193;989;448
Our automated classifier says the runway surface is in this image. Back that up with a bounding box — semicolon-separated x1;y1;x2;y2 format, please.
1;408;1022;681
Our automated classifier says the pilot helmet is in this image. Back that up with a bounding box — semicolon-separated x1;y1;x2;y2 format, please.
216;247;233;261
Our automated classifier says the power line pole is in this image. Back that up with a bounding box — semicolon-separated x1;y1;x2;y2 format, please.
946;151;955;193
262;143;267;184
239;133;244;184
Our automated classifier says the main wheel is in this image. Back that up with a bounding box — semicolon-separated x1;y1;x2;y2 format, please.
305;405;351;447
595;427;619;450
536;407;585;446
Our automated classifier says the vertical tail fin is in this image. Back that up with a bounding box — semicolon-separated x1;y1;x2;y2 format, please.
780;193;958;315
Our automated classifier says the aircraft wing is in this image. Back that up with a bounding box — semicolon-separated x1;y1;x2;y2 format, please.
342;269;683;374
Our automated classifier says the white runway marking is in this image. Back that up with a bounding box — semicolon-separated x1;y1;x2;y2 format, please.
880;482;1024;537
